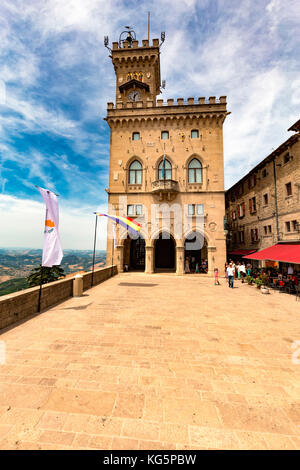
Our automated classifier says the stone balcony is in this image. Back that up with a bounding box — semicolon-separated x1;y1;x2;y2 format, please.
151;179;179;200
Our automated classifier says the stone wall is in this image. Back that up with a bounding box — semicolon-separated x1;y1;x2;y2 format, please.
0;265;117;331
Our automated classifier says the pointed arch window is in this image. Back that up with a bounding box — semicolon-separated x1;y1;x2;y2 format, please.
129;160;142;184
188;158;202;183
158;158;172;180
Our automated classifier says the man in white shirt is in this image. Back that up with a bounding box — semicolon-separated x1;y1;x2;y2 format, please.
238;263;246;283
227;263;235;288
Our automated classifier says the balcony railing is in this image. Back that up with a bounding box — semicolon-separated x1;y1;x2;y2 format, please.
151;179;179;193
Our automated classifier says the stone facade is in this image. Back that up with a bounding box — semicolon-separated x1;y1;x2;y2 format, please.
225;121;300;259
105;37;229;275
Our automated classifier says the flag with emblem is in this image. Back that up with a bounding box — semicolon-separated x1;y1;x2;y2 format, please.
37;186;63;267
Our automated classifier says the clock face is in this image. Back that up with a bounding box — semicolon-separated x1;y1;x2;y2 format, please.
128;90;141;102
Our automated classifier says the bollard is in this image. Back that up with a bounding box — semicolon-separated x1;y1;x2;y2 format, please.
73;274;83;297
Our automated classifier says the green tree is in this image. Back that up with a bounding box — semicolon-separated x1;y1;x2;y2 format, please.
27;265;65;287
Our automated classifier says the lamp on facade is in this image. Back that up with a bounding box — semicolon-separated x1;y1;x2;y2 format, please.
160;31;166;48
104;35;111;52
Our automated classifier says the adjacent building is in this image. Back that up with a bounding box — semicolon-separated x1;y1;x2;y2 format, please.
104;31;229;275
225;119;300;265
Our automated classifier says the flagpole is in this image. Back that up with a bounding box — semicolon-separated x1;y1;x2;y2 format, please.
38;206;47;313
111;223;115;277
37;266;43;313
91;213;98;287
36;186;62;312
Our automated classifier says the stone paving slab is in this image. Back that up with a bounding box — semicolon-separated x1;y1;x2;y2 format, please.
0;273;299;449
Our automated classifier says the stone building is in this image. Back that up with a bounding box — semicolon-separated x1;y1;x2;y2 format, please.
104;32;229;275
225;119;300;262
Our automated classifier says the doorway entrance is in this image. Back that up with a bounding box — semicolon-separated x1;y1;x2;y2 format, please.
123;235;145;270
154;232;175;271
184;231;206;273
130;236;145;270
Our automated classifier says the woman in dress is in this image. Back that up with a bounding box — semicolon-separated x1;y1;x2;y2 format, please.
185;258;190;273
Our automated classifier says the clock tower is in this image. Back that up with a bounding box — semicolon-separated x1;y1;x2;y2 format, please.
110;30;161;105
104;29;229;276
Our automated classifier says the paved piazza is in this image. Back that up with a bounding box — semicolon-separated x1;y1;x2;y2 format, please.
0;273;299;450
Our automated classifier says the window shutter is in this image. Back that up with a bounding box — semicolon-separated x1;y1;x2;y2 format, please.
249;199;252;213
242;202;245;216
255;229;258;240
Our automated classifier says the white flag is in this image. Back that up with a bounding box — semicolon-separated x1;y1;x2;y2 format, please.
37;187;63;267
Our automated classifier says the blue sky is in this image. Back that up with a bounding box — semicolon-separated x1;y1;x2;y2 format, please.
0;0;299;249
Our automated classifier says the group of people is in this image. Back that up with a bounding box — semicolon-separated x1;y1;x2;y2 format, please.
224;260;248;288
185;257;208;274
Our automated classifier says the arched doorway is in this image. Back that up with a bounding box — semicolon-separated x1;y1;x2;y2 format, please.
123;235;145;270
155;232;175;271
184;231;206;273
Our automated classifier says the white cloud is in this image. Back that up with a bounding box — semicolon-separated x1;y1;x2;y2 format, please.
0;194;107;250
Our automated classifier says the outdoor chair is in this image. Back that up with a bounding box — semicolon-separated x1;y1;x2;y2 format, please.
285;281;296;295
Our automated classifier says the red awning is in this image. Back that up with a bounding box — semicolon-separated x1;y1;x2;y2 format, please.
228;249;257;256
243;244;300;264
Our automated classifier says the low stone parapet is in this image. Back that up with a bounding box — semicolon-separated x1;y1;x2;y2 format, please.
0;265;117;330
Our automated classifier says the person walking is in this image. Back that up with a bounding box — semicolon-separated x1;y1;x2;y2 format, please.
236;262;241;280
246;263;252;276
227;262;235;288
214;268;220;285
239;262;246;283
230;259;236;278
225;262;229;279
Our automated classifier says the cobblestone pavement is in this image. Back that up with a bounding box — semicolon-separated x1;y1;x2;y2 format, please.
0;273;299;450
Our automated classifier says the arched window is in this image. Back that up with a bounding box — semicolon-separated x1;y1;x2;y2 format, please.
158;158;172;180
129;160;142;184
188;158;202;183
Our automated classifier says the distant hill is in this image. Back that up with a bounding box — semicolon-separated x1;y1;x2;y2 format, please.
0;277;28;296
0;248;106;296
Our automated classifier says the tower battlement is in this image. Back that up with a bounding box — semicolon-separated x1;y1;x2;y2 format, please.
107;96;227;110
112;38;160;50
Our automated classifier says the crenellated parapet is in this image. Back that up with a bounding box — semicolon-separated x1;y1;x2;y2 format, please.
105;96;229;129
108;96;226;108
112;38;160;50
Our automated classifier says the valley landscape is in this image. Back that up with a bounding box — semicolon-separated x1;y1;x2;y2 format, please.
0;248;106;296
